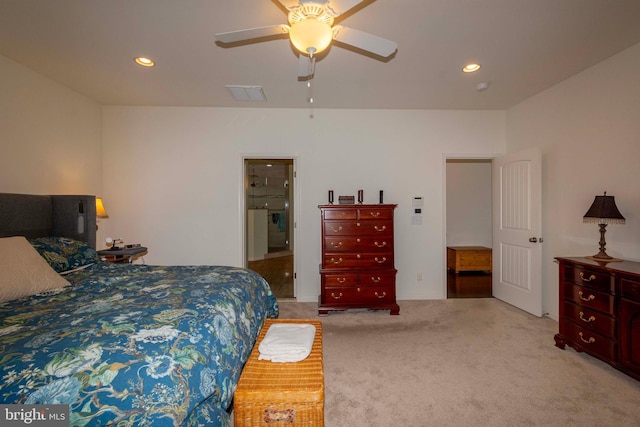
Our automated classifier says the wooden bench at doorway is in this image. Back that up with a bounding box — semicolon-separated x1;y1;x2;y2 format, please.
447;246;492;275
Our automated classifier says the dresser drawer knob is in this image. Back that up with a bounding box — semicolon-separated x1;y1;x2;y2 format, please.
374;257;387;264
330;257;343;264
579;272;596;282
330;292;343;299
375;291;387;299
330;241;343;248
330;226;343;233
579;312;596;323
336;277;346;284
578;291;595;302
371;276;382;283
374;241;387;247
370;211;381;217
579;332;595;344
374;225;386;232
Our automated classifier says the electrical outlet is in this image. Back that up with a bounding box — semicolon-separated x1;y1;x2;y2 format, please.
417;272;423;281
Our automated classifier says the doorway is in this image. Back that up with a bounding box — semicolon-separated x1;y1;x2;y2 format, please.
244;158;295;299
445;159;493;298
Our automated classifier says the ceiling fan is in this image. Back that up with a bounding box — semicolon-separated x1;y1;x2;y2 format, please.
215;0;398;78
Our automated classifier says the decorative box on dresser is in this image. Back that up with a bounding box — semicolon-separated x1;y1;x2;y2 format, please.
554;257;640;381
318;204;399;316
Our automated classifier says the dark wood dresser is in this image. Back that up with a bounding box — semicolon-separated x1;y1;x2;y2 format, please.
318;204;399;316
555;257;640;381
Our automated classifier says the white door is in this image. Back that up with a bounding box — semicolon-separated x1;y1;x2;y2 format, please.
492;148;542;316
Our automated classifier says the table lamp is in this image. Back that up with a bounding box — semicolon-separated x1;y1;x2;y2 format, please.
583;192;625;260
96;197;109;230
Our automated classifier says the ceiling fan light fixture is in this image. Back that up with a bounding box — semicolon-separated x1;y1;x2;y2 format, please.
289;17;333;55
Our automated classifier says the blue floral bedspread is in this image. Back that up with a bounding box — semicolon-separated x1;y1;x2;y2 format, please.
0;263;279;426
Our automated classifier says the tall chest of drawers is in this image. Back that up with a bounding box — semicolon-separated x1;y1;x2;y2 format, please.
318;204;399;316
555;257;640;381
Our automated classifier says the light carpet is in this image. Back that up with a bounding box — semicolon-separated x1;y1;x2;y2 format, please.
277;298;640;427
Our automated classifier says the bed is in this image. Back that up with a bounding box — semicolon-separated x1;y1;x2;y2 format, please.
0;193;279;426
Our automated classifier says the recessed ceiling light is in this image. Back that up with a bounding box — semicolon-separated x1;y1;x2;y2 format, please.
462;63;481;73
135;57;155;67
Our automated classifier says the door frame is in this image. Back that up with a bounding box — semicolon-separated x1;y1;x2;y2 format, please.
442;153;499;299
240;155;299;298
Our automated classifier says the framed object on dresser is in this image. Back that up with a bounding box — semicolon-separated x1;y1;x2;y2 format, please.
318;204;399;316
554;257;640;382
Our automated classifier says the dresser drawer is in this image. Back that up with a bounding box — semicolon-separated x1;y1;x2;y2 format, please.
359;208;393;220
323;209;357;220
565;265;612;292
562;319;616;362
323;253;394;269
563;282;614;315
359;272;396;287
324;236;393;253
563;301;615;338
323;285;395;304
355;220;393;236
322;273;358;287
621;278;640;303
324;221;359;236
324;237;360;252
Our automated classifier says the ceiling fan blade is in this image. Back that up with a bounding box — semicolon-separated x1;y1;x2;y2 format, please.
277;0;364;16
276;0;303;11
332;25;397;57
215;25;289;44
325;0;366;17
298;54;316;78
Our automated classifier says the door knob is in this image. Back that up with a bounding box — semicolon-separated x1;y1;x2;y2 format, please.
529;237;538;243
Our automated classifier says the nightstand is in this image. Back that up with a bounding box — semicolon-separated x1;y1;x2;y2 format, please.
98;247;148;264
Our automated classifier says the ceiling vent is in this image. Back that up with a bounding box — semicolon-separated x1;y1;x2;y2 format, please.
226;85;267;102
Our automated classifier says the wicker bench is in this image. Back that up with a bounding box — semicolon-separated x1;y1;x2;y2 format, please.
234;319;324;426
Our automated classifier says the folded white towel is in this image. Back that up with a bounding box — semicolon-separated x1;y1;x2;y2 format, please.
258;323;316;363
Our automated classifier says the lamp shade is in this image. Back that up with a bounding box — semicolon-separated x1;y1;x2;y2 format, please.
289;18;333;55
96;197;109;219
583;192;625;224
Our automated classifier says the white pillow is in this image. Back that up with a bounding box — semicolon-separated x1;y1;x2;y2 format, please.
0;236;70;303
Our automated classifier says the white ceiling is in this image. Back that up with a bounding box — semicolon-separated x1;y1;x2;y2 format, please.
2;0;640;110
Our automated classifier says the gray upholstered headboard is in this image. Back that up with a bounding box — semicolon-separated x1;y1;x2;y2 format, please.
0;193;97;248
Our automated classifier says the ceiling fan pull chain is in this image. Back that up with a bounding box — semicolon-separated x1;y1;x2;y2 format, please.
307;54;315;104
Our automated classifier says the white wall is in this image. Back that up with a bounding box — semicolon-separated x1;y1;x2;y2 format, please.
446;160;492;247
4;37;638;319
0;54;102;195
506;42;640;319
102;107;505;302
